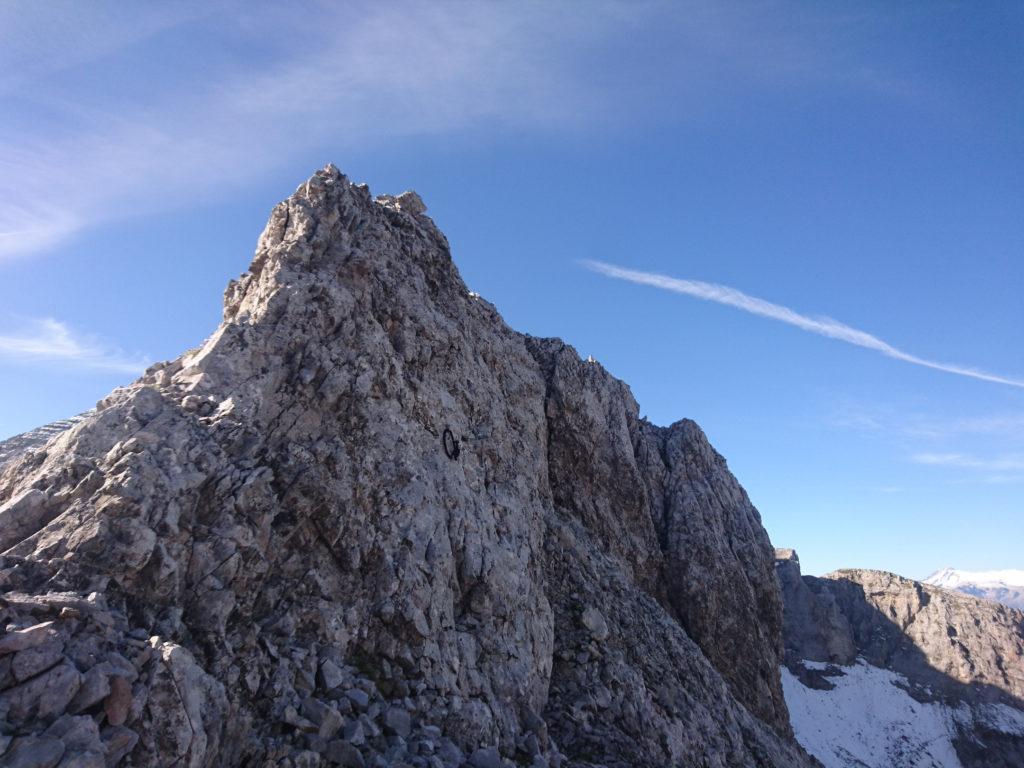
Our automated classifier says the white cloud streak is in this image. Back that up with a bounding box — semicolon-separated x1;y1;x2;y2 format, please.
585;260;1024;389
0;318;149;374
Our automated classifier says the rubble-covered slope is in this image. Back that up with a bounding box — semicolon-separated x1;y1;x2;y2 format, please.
776;550;1024;768
0;166;814;768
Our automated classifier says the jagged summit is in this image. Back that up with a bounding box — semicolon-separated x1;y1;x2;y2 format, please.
0;166;813;767
774;548;798;563
3;167;1022;767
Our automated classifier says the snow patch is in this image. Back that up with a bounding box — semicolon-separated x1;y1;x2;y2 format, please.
923;568;1024;609
782;659;963;768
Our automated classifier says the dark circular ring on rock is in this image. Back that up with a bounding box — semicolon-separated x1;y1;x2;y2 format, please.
442;428;460;460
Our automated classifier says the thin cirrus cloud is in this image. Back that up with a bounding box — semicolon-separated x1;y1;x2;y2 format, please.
912;453;1024;472
0;318;149;375
0;2;929;261
0;3;624;261
911;452;1024;484
827;404;1024;484
831;405;1024;440
585;260;1024;390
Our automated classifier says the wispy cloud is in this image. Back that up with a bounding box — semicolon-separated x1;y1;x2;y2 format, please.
0;3;622;260
911;452;1024;484
0;2;935;261
833;405;1024;440
0;3;205;95
0;318;149;374
912;453;1024;472
829;402;1024;485
585;261;1024;389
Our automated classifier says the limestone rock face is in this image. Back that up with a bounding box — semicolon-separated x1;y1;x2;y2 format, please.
774;550;856;668
645;421;790;732
820;568;1024;704
0;166;813;767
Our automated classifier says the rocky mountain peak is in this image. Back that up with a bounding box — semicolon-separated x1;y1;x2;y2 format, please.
0;166;814;767
774;548;798;564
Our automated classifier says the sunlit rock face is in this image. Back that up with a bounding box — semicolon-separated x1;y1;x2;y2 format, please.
0;166;814;767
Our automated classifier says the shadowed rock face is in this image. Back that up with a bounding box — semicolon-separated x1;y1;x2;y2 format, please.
774;550;856;669
0;167;813;767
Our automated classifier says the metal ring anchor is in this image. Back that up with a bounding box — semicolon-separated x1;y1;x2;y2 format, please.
442;428;460;460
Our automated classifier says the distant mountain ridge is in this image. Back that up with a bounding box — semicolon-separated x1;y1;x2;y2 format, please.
0;412;92;468
776;549;1024;768
925;567;1024;611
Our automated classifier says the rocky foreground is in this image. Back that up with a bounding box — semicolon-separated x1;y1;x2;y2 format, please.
0;166;815;767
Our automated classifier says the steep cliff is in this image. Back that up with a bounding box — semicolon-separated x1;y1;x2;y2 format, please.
774;550;855;669
0;166;813;768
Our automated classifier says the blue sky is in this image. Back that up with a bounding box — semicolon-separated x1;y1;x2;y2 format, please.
1;1;1021;578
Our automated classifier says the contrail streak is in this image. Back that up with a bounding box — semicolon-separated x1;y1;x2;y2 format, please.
584;260;1024;389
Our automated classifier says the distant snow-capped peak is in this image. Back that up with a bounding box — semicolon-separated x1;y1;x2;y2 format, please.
925;567;1024;590
924;567;1024;611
